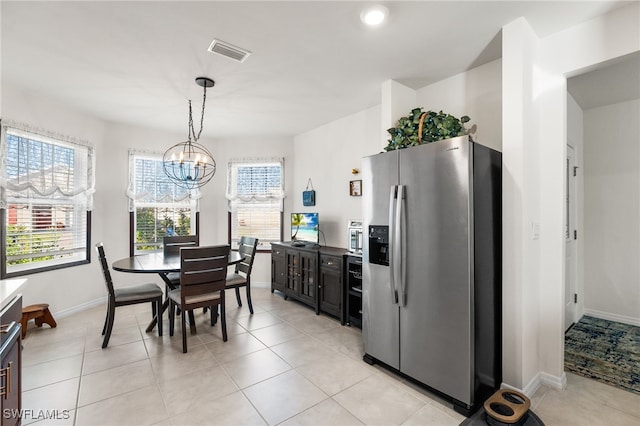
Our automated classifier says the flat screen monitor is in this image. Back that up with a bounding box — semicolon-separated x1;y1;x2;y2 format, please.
291;213;319;244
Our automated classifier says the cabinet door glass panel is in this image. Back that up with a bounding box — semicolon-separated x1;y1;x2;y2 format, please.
286;252;299;293
300;253;315;300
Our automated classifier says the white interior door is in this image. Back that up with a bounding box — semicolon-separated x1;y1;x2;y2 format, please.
565;144;578;331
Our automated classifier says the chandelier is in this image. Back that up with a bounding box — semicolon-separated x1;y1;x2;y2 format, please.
163;77;216;190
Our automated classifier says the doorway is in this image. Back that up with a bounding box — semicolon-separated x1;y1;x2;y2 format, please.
564;52;640;391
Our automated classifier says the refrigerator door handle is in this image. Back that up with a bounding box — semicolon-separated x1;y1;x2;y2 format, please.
397;185;407;307
393;185;402;306
388;185;399;304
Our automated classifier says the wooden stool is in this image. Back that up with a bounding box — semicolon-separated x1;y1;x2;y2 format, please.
20;304;57;339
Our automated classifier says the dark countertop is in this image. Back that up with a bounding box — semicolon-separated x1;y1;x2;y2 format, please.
271;241;348;256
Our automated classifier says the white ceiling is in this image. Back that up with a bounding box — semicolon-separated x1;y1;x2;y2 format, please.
568;51;640;110
1;1;636;139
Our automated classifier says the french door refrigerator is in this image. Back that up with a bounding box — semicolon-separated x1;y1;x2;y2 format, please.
362;135;501;416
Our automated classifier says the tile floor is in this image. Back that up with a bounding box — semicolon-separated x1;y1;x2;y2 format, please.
20;287;640;426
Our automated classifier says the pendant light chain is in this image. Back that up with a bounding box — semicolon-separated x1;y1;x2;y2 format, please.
163;76;216;190
187;100;194;142
188;85;208;143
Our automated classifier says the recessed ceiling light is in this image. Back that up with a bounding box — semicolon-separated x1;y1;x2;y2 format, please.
360;5;389;26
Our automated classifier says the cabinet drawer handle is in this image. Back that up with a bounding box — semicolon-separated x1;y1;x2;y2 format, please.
0;362;12;399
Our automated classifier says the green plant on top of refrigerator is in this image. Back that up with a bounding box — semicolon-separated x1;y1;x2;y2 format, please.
385;108;471;151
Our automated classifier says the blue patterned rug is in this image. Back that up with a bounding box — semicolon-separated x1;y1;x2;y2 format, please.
565;316;640;394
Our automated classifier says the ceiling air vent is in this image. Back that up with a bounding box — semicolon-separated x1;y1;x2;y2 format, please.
208;39;251;63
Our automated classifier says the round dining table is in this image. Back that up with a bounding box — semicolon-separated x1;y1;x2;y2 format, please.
112;250;242;333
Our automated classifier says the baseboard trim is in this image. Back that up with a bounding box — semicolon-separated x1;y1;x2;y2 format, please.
583;309;640;327
52;297;106;319
501;370;565;399
502;374;540;398
539;371;566;390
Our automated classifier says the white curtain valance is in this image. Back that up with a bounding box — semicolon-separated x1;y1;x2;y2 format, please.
0;121;96;210
226;157;285;209
126;150;200;211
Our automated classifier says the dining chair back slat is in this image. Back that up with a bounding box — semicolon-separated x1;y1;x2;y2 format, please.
163;235;199;256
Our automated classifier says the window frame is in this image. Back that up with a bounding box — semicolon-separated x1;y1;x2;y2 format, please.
0;123;93;278
127;152;200;256
226;158;285;252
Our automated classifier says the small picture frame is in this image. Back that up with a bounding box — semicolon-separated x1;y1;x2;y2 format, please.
349;180;362;197
302;189;316;206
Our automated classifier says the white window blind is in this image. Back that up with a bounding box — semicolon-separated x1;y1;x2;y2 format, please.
128;152;197;254
1;122;94;276
227;158;284;249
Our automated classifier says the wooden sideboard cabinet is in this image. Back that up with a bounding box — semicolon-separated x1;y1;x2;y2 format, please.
271;242;347;319
271;245;286;296
318;254;343;322
1;295;22;426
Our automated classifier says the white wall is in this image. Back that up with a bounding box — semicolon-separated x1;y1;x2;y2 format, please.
292;105;380;248
501;17;543;393
583;99;640;325
417;59;503;152
381;80;417;151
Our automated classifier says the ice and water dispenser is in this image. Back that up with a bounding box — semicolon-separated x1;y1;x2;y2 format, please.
368;225;389;266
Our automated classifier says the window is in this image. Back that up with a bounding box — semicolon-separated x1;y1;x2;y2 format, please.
127;151;198;254
0;122;94;278
227;158;284;250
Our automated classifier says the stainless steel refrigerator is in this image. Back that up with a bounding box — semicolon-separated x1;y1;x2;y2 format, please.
362;135;501;416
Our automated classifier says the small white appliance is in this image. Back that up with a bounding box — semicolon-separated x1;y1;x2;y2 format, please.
348;220;363;254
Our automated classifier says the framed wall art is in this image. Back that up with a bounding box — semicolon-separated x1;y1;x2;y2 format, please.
303;178;316;206
349;180;362;197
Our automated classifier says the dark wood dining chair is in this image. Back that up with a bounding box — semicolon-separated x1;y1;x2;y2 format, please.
168;245;230;353
226;236;259;314
96;243;164;349
163;235;199;287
